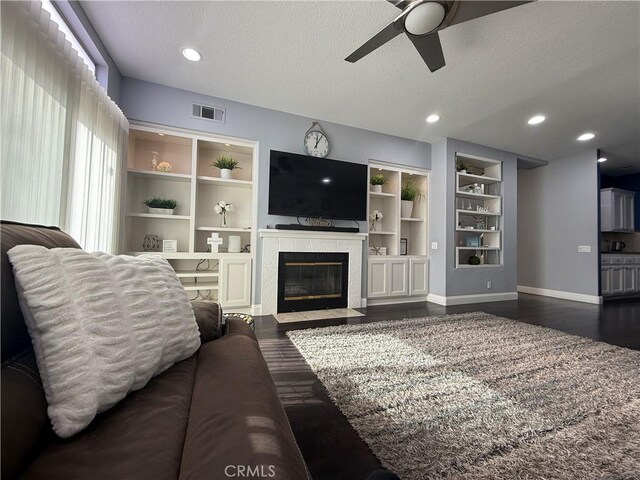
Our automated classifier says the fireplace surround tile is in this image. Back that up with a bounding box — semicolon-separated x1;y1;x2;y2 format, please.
259;230;367;315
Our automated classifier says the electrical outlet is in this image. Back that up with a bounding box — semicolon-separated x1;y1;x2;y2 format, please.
578;245;591;253
431;242;438;250
487;281;492;289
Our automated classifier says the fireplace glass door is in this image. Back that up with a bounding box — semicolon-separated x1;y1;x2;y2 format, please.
277;252;349;312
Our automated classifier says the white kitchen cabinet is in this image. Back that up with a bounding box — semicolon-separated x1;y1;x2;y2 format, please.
601;188;635;232
368;258;389;298
409;258;429;296
609;266;624;294
601;267;611;295
219;258;251;308
389;259;408;296
368;257;429;301
623;266;637;293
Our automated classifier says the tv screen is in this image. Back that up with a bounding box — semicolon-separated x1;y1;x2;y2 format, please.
269;150;367;221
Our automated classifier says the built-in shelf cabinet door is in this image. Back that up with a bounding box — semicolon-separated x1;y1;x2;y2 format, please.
368;259;389;298
601;267;611;295
409;258;429;296
610;266;624;294
388;259;408;296
219;258;251;308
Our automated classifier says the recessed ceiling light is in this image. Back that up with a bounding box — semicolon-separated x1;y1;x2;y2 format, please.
158;133;165;136
224;143;231;147
527;115;545;125
597;157;607;163
426;114;440;123
577;132;595;141
181;48;202;62
322;177;331;184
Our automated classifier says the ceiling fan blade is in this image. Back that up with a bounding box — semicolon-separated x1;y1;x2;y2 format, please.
447;1;532;27
345;20;404;63
387;0;413;10
408;31;445;72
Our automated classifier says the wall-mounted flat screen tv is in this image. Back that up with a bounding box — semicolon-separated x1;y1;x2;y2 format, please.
268;150;367;221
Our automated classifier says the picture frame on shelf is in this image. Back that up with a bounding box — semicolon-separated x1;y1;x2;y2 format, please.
162;239;178;253
400;238;408;255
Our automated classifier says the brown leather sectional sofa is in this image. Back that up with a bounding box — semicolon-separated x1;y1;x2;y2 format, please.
1;221;310;479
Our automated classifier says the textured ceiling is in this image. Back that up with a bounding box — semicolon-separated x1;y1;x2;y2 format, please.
81;1;640;174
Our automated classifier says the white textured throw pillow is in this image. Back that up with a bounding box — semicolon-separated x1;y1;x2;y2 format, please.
7;246;201;438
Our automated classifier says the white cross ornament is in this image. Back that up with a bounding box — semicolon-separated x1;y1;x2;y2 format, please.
206;233;223;253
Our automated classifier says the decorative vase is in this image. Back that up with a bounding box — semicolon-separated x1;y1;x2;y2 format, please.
401;200;413;218
371;185;382;193
142;234;160;252
150;151;159;171
228;235;241;253
220;211;228;227
220;168;232;179
370;221;376;232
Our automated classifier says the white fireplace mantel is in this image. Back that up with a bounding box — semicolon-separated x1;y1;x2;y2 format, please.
258;229;367;315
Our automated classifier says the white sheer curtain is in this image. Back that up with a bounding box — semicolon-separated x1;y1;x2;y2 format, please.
1;1;128;253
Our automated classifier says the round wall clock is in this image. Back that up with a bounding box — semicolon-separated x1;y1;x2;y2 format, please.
303;122;330;158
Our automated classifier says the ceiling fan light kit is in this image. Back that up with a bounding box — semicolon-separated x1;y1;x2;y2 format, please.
345;0;532;72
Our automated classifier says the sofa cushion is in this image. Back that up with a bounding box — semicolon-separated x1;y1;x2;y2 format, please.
1;221;81;480
7;246;201;438
179;319;310;480
21;356;198;480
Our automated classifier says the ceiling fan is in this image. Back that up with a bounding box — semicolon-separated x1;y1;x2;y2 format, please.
345;0;532;72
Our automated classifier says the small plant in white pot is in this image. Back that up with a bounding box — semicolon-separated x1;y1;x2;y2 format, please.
212;156;242;180
456;159;469;174
400;181;424;218
144;197;178;215
370;174;387;193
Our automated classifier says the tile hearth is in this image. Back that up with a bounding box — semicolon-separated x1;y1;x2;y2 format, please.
274;308;364;323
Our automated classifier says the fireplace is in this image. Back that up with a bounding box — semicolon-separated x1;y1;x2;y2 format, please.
277;252;349;313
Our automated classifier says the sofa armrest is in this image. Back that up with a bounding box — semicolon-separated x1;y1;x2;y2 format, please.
224;318;257;342
191;301;223;343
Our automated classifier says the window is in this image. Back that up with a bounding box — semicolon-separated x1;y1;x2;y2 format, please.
1;1;128;253
41;0;96;74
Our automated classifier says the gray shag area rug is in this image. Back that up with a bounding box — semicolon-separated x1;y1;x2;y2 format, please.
286;313;640;479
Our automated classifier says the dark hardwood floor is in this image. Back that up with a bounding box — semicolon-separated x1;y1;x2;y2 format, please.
254;294;640;480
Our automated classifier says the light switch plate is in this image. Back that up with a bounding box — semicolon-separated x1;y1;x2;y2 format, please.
578;245;591;253
431;242;438;250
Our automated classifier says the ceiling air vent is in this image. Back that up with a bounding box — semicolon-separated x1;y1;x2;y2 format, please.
192;103;226;124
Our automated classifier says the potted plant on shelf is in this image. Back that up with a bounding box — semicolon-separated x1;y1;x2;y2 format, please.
370;174;387;193
212;155;242;179
456;159;469;174
144;197;178;215
400;181;424;218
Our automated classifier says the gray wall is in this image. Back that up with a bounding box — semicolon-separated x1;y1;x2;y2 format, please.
429;138;519;297
517;150;600;296
118;77;432;302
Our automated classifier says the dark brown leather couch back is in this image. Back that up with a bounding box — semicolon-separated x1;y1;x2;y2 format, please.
1;221;81;479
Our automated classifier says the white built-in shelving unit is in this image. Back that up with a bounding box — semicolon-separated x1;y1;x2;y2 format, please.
122;123;257;310
367;162;429;303
454;152;503;268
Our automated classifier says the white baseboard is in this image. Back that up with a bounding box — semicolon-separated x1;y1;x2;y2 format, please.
427;292;519;306
366;295;428;307
251;304;262;315
361;298;367;308
517;285;603;305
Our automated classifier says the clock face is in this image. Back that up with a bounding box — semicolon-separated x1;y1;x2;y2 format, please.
304;130;330;158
